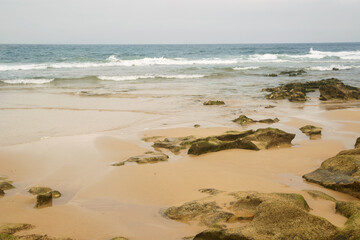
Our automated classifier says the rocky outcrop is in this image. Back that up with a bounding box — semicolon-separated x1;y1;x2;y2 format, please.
300;125;322;139
263;78;360;102
203;100;225;106
187;128;295;155
113;151;169;166
28;187;61;208
303;140;360;199
153;136;197;153
232;115;279;126
165;190;339;240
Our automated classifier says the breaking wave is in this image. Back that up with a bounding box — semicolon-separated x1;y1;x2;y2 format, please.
0;78;54;84
98;74;205;81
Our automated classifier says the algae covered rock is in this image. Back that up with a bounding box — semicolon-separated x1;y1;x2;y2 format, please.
0;182;15;191
319;78;360;101
203;100;225;106
29;187;52;195
334;201;360;240
355;137;360;148
113;151;169;166
0;223;33;235
232;115;279;126
242;127;295;149
35;192;53;208
303;145;360;198
165;190;337;240
300;125;322;140
153;136;196;153
279;69;306;76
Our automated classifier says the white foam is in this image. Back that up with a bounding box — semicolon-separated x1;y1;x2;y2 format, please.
98;74;205;81
1;79;54;84
233;66;260;70
308;65;360;71
0;64;47;71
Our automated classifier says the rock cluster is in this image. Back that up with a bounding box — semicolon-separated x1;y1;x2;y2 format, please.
303;139;360;199
263;78;360;102
232;115;279;126
203;100;225;106
112;151;169;166
28;187;62;208
188;128;295;155
163;190;357;240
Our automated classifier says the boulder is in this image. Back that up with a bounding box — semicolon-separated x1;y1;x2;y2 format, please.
355;137;360;148
203;100;225;106
242;127;295;149
35;192;53;208
165;190;338;240
113;151;169;165
300;125;322;139
0;182;15;191
233;115;279;126
303;144;360;198
153;136;197;153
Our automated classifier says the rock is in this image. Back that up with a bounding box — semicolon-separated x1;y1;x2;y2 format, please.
50;190;62;199
333;67;340;71
279;69;306;76
109;237;129;240
0;189;4;196
319;78;360;101
35;192;53;208
28;187;52;195
114;151;169;165
166;190;337;240
203;100;225;106
188;137;259;155
300;125;322;137
188;128;294;155
194;124;200;128
355;137;360;148
305;190;336;202
242;127;295;149
334;201;360;239
267;73;278;77
0;182;15;191
263;78;360;102
232;115;279;126
265;105;275;108
153;136;197;153
303;145;360;198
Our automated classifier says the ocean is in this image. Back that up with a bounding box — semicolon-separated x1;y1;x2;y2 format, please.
1;43;359;92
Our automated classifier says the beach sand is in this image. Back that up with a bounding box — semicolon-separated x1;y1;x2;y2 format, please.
0;91;359;239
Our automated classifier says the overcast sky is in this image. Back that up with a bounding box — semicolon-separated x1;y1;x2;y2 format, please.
0;0;359;44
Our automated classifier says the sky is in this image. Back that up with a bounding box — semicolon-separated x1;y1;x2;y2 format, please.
0;0;359;44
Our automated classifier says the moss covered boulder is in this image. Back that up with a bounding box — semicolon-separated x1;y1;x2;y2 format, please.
233;115;279;126
0;182;15;191
303;142;360;198
355;137;360;149
203;100;225;106
165;190;338;240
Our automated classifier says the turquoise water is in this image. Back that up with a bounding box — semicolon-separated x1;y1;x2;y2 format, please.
0;43;359;97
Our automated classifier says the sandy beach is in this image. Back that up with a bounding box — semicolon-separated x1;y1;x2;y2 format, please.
1;81;359;239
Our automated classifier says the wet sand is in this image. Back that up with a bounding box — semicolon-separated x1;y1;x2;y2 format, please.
0;92;360;239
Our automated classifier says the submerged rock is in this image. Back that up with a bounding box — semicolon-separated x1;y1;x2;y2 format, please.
303;140;360;198
333;67;340;71
267;73;278;77
300;125;322;139
263;78;360;102
113;151;169;165
232;115;279;126
279;69;306;76
203;100;225;106
165;190;338;240
153;136;197;153
0;181;15;191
